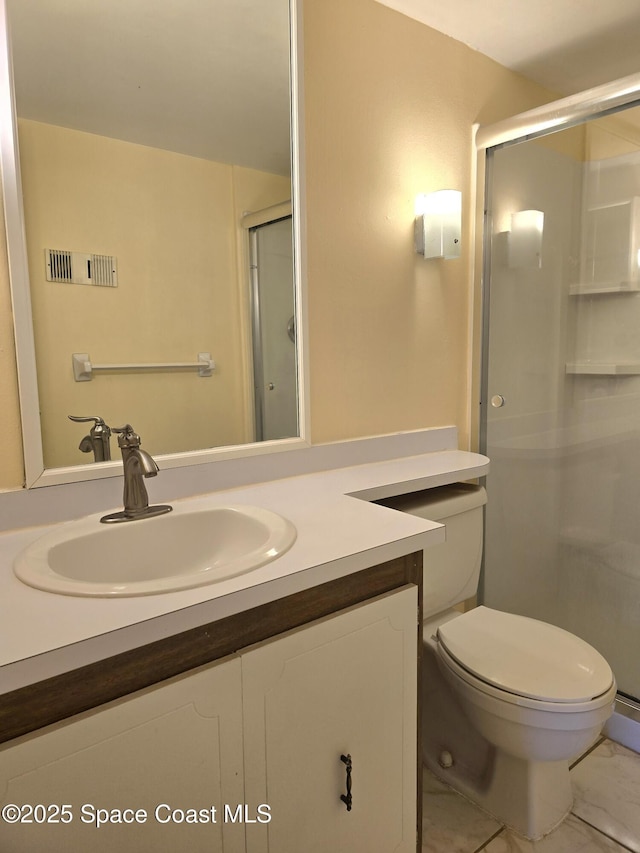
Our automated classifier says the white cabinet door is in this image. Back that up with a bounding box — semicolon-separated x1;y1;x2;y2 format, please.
0;656;245;853
241;587;418;853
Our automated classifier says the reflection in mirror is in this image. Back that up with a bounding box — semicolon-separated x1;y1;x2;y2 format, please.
2;0;304;486
245;209;298;442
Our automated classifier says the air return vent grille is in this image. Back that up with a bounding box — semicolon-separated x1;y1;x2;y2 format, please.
45;249;118;287
47;248;73;282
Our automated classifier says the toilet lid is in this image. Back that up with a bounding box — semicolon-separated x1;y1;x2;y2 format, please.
437;606;613;703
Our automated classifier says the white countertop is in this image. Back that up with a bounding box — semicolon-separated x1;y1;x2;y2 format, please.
0;448;489;693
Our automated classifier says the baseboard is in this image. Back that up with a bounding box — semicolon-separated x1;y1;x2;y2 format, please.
603;695;640;754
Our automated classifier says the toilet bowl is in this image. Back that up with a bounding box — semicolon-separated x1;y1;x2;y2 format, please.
436;618;615;762
427;605;615;838
378;484;616;840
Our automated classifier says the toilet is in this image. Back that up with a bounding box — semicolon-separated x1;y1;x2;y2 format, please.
379;483;616;840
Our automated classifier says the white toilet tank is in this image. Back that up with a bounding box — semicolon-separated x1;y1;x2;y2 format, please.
377;483;487;619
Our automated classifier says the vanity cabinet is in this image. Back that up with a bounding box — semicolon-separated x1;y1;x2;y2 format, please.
242;585;417;853
0;569;419;853
0;657;246;853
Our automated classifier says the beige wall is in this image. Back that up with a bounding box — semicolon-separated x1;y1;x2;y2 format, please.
303;0;556;446
0;0;557;489
585;111;640;161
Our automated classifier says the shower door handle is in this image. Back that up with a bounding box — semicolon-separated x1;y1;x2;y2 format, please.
490;395;505;408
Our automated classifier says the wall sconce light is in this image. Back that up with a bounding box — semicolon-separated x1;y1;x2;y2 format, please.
414;190;462;260
508;209;544;269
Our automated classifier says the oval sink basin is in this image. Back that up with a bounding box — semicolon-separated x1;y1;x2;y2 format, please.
14;504;297;597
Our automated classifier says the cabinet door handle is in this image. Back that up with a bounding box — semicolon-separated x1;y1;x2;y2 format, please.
340;753;352;811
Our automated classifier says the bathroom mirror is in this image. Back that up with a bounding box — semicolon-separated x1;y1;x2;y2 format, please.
1;0;307;488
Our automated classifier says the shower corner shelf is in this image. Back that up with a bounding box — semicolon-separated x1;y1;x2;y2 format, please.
566;362;640;376
569;281;640;296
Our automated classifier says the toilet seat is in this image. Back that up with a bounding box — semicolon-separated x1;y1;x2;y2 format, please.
437;606;614;704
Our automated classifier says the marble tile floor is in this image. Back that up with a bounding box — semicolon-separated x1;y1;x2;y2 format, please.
422;738;640;852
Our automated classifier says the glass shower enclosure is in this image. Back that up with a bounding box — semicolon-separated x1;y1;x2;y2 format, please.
478;77;640;708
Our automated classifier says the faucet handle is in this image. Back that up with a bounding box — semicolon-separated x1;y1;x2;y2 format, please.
69;416;112;461
68;415;111;439
69;415;108;427
112;424;141;448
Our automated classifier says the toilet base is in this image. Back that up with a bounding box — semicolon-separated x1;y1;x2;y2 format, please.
428;748;573;840
422;636;577;840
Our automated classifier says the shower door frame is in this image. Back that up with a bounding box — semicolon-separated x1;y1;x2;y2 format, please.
474;71;640;455
473;71;640;748
248;213;297;442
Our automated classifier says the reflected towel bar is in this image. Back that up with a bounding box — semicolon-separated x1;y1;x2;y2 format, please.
72;352;215;382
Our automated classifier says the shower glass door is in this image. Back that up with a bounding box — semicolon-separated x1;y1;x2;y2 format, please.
249;216;298;442
481;103;640;703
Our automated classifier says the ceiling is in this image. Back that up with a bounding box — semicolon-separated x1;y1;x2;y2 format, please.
375;0;640;95
8;0;292;175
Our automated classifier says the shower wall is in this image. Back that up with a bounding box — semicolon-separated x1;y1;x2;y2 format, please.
482;112;640;700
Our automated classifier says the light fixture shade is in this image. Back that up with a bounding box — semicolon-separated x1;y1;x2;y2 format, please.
508;209;544;268
415;190;462;260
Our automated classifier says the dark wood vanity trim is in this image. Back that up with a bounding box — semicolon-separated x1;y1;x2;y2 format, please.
0;553;422;744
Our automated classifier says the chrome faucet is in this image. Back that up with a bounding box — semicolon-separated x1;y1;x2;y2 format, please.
68;415;112;462
101;425;172;523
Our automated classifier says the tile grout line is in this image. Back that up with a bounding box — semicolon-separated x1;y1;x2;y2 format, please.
570;812;638;853
469;813;636;853
471;826;506;852
569;735;606;769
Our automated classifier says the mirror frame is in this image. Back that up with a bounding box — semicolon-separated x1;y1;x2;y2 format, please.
0;0;309;488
